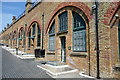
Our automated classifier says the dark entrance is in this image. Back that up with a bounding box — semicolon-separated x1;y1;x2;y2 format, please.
34;49;45;58
60;36;66;62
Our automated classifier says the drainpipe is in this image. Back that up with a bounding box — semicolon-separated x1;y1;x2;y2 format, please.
42;12;44;50
24;28;25;52
16;28;18;55
88;23;91;76
94;1;100;79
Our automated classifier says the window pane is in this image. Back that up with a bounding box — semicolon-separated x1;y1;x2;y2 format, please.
49;22;55;35
28;30;31;48
37;26;41;47
59;11;68;32
73;11;86;52
32;24;36;35
49;22;55;51
73;12;86;30
38;26;40;34
49;36;55;51
73;30;86;51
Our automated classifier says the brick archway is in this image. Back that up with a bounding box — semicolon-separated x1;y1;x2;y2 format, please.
18;26;24;34
27;18;42;36
14;30;16;33
45;2;92;34
102;2;120;25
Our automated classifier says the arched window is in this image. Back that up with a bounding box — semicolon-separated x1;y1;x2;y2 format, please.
18;28;24;47
72;11;86;52
59;11;68;32
32;24;36;36
13;31;17;46
28;22;41;48
49;21;55;51
19;29;24;40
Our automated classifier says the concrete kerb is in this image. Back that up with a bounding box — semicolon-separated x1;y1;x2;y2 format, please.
37;63;95;79
45;64;69;68
79;72;94;79
1;46;35;59
37;64;78;76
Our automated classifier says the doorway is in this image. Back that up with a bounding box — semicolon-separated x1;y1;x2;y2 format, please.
60;36;66;62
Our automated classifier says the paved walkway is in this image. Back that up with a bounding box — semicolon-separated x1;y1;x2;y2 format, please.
1;47;94;79
2;47;51;78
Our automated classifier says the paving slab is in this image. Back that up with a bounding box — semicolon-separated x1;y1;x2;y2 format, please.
2;47;51;78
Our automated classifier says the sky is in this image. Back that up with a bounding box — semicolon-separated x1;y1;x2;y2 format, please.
0;0;37;33
1;2;26;32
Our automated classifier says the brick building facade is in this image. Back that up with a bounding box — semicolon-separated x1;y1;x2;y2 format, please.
0;0;120;78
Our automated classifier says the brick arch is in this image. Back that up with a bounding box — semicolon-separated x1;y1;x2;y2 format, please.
18;26;24;34
27;18;42;36
13;30;16;34
102;2;120;25
45;2;92;34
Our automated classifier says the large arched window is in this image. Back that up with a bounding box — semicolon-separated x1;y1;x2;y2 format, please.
28;22;41;48
13;31;17;46
72;11;86;52
58;11;68;32
18;28;24;47
19;28;24;40
32;24;36;36
49;21;55;51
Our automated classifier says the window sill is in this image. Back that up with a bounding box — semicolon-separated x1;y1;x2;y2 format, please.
57;31;68;35
47;52;55;54
69;52;88;57
46;52;55;57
